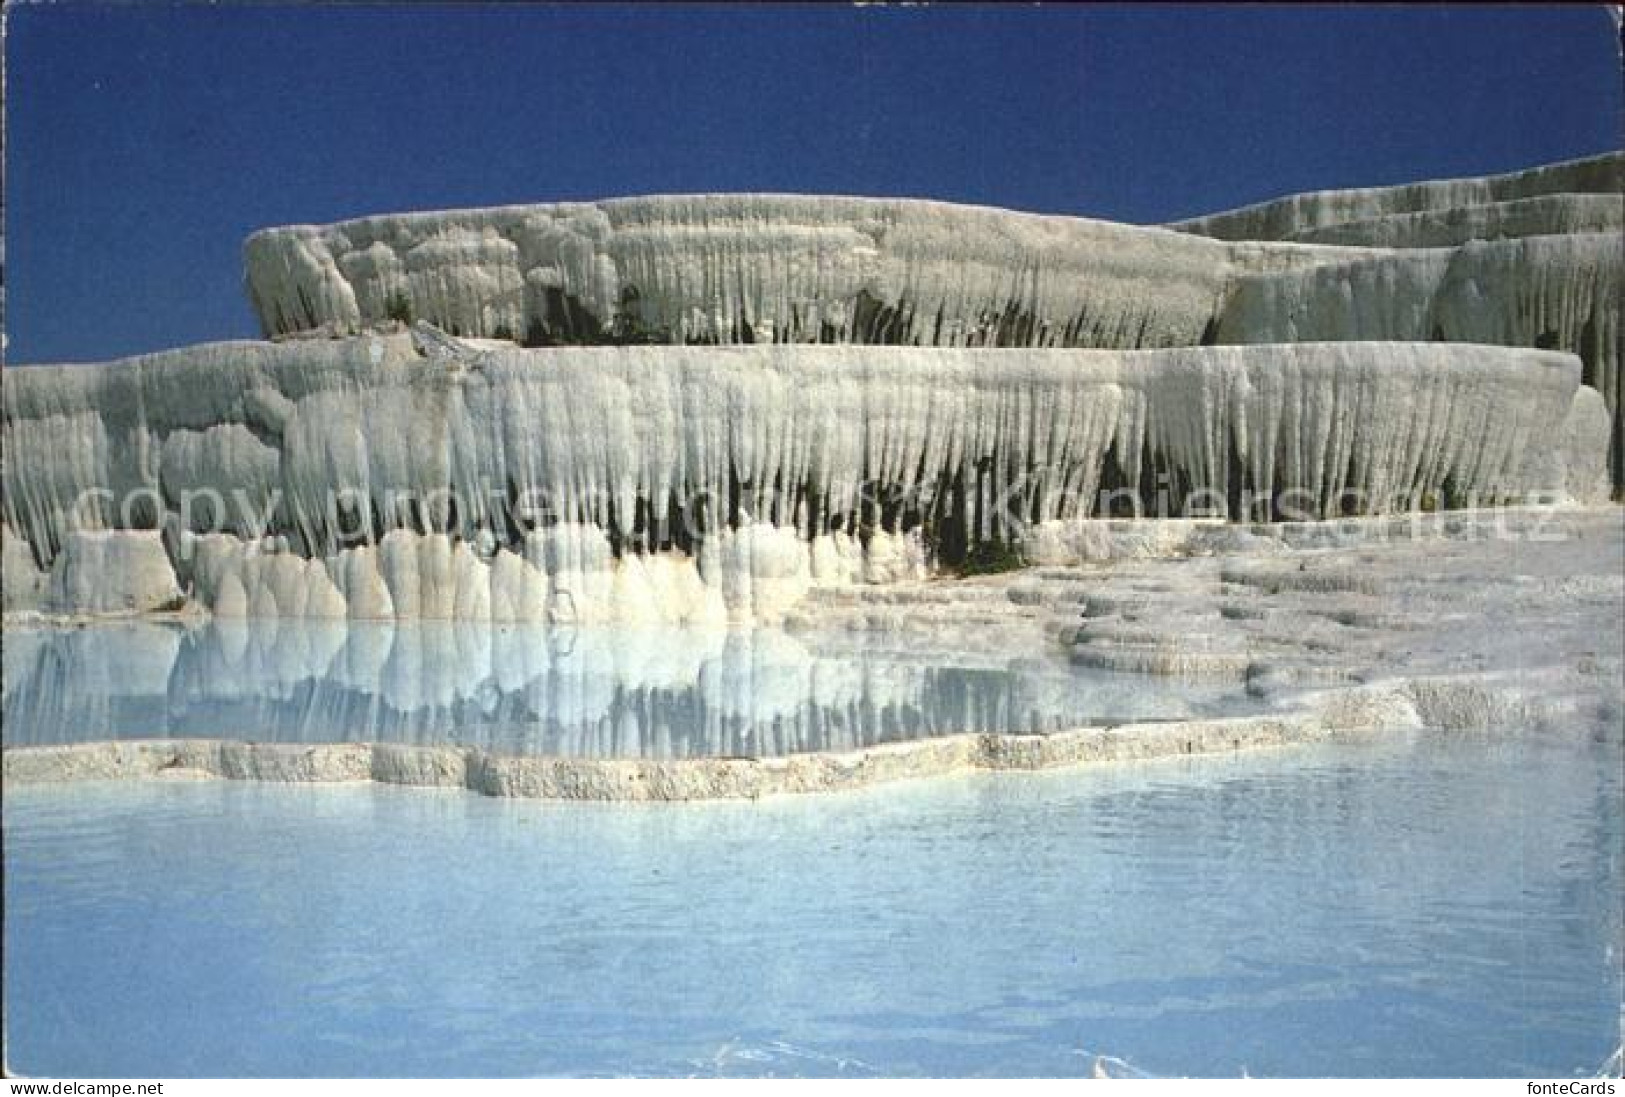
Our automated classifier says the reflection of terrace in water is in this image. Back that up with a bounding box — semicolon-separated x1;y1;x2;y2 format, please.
3;621;1257;760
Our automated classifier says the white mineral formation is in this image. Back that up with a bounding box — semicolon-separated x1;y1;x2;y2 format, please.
1281;194;1621;249
1;526;48;613
2;334;1600;622
7;507;1619;800
239;160;1623;488
43;531;183;615
243;194;1235;350
1172;153;1622;482
1168;151;1621;242
6;158;1620;627
1214;233;1620;481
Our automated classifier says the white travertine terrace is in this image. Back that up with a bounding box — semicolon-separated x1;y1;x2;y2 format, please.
5;159;1621;798
1214;232;1620;476
1;334;1600;623
1171;153;1622;483
4;153;1620;627
239;161;1623;487
1280;195;1622;249
7;508;1620;800
243;195;1238;350
1167;151;1622;242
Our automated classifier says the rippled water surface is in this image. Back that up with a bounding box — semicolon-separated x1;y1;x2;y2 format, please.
1;620;1257;758
5;720;1620;1077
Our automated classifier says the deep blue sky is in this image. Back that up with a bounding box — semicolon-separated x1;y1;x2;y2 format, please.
6;3;1621;363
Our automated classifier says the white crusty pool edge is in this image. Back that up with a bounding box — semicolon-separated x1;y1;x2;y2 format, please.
1;669;1583;802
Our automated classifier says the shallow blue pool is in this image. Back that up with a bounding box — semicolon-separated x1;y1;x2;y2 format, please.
1;620;1257;758
5;721;1620;1077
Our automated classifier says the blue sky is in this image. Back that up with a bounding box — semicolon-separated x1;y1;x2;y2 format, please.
6;3;1621;363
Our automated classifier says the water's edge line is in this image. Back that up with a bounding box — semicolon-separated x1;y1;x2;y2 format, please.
2;671;1569;801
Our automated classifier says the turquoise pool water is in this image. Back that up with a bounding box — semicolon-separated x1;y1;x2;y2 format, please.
1;620;1258;758
5;720;1620;1077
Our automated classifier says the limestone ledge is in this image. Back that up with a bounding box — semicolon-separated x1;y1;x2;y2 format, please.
0;669;1582;802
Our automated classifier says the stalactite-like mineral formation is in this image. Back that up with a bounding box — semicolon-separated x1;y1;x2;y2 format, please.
4;153;1618;622
1173;152;1622;485
2;335;1601;621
